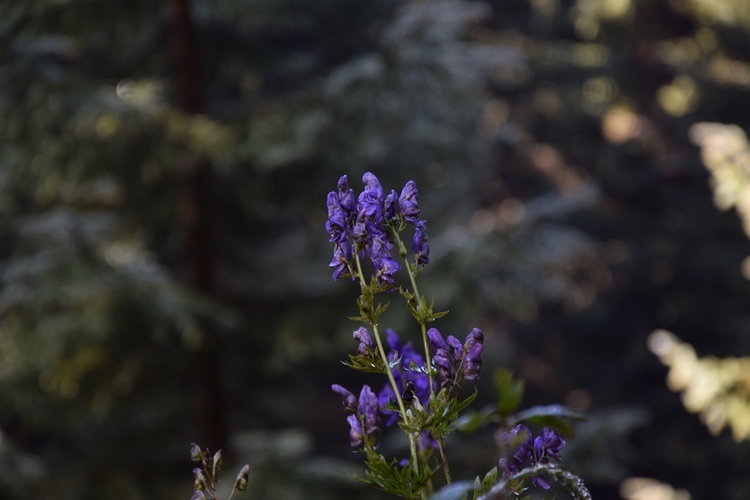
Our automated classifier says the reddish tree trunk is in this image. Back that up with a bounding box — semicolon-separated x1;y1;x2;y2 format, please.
167;0;225;452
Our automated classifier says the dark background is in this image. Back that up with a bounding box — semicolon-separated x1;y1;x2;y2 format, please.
2;0;750;498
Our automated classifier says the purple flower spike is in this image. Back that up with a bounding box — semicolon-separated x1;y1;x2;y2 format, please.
334;384;380;448
399;181;420;224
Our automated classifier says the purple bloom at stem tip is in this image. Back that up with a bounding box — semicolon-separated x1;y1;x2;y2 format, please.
337;175;355;214
399;180;420;225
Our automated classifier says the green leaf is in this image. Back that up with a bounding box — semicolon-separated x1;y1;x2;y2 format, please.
493;368;525;418
512;405;586;435
431;481;475;500
449;405;498;433
513;404;585;423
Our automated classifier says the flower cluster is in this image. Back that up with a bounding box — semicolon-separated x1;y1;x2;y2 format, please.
325;173;429;283
331;384;380;448
323;173;588;499
427;327;484;388
378;329;431;426
499;425;566;489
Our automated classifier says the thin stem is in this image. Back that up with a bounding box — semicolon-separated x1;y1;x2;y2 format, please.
436;438;452;484
397;237;453;485
354;253;420;478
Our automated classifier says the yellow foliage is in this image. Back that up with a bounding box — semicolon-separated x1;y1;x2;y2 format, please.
649;330;750;442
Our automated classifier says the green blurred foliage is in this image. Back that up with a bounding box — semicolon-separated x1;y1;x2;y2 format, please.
2;0;750;498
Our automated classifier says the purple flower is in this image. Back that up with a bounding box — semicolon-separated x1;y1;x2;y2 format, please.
332;384;358;415
427;327;484;386
499;424;534;476
353;326;374;356
357;172;384;224
378;329;431;426
535;427;566;463
337;175;356;215
399;181;420;225
329;240;352;281
326;192;349;245
384;189;399;221
446;335;463;361
333;384;380;448
461;329;484;383
412;220;429;266
499;425;566;490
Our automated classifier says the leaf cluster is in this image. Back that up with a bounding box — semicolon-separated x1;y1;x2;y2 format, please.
358;446;435;500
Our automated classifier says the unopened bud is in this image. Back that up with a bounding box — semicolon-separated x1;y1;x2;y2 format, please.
235;464;250;491
190;443;202;463
191;490;205;500
212;450;223;476
193;468;207;490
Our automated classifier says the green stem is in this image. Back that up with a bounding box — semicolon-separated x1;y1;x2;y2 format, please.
398;237;453;485
354;254;420;479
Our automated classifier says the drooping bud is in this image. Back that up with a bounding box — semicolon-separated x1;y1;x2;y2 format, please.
193;468;208;491
235;464;251;492
212;450;222;476
190;443;202;463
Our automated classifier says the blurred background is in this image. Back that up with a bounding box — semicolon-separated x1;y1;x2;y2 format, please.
2;0;750;498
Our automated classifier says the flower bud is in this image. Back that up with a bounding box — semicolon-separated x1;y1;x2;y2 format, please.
212;450;222;476
190;443;202;463
235;464;250;492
